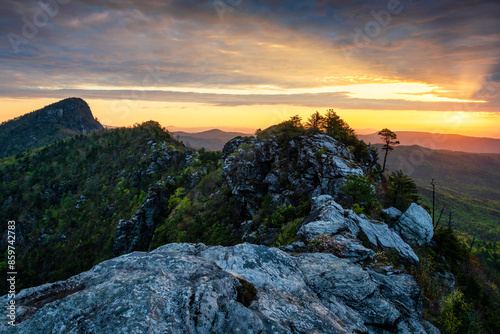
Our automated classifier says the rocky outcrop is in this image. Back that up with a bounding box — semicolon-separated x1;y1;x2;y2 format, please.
394;203;433;246
222;136;255;159
298;195;419;263
1;243;438;333
298;195;360;240
222;134;369;215
358;219;419;263
112;188;163;256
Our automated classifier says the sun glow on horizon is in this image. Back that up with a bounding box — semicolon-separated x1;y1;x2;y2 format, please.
35;82;486;104
4;97;499;139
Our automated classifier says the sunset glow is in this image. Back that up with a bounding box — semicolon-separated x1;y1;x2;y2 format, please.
35;82;487;104
1;0;499;137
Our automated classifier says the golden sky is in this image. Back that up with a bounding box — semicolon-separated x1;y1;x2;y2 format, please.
1;0;499;137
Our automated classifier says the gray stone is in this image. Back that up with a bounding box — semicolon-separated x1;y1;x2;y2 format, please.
368;270;422;318
278;240;308;253
295;253;422;330
300;196;418;263
298;219;346;241
358;218;419;263
221;136;256;159
296;253;378;302
382;207;403;220
153;242;208;255
395;203;433;246
334;234;375;263
222;134;367;216
1;252;259;333
298;195;359;242
1;243;437;334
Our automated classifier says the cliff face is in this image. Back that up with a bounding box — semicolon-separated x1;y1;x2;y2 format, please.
0;243;439;334
220;133;379;245
31;97;103;133
0;97;103;158
222;134;375;216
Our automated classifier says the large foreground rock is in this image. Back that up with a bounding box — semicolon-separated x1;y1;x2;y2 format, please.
394;203;433;246
1;243;438;333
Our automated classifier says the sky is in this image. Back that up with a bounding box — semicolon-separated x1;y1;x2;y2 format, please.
1;0;499;137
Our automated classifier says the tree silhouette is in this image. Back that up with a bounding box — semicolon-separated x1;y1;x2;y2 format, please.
378;128;399;171
288;115;303;128
305;111;324;130
323;109;355;142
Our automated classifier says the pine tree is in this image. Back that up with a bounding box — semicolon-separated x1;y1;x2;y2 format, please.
378;128;399;171
305;111;324;130
386;170;420;211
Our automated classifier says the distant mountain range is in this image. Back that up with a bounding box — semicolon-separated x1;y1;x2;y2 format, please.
360;131;500;154
171;129;253;151
168;128;500;154
354;128;379;135
0;97;103;158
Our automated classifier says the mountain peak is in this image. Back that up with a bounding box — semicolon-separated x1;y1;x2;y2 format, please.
49;97;89;112
34;97;100;130
0;97;103;158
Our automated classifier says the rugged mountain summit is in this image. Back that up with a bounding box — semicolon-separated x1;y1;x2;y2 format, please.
0;243;439;334
0;97;103;158
219;130;377;245
223;134;370;211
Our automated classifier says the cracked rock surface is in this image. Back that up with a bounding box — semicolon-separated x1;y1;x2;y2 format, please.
1;243;438;333
394;203;434;246
298;195;419;263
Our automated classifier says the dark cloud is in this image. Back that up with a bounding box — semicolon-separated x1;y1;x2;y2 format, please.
0;0;499;110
